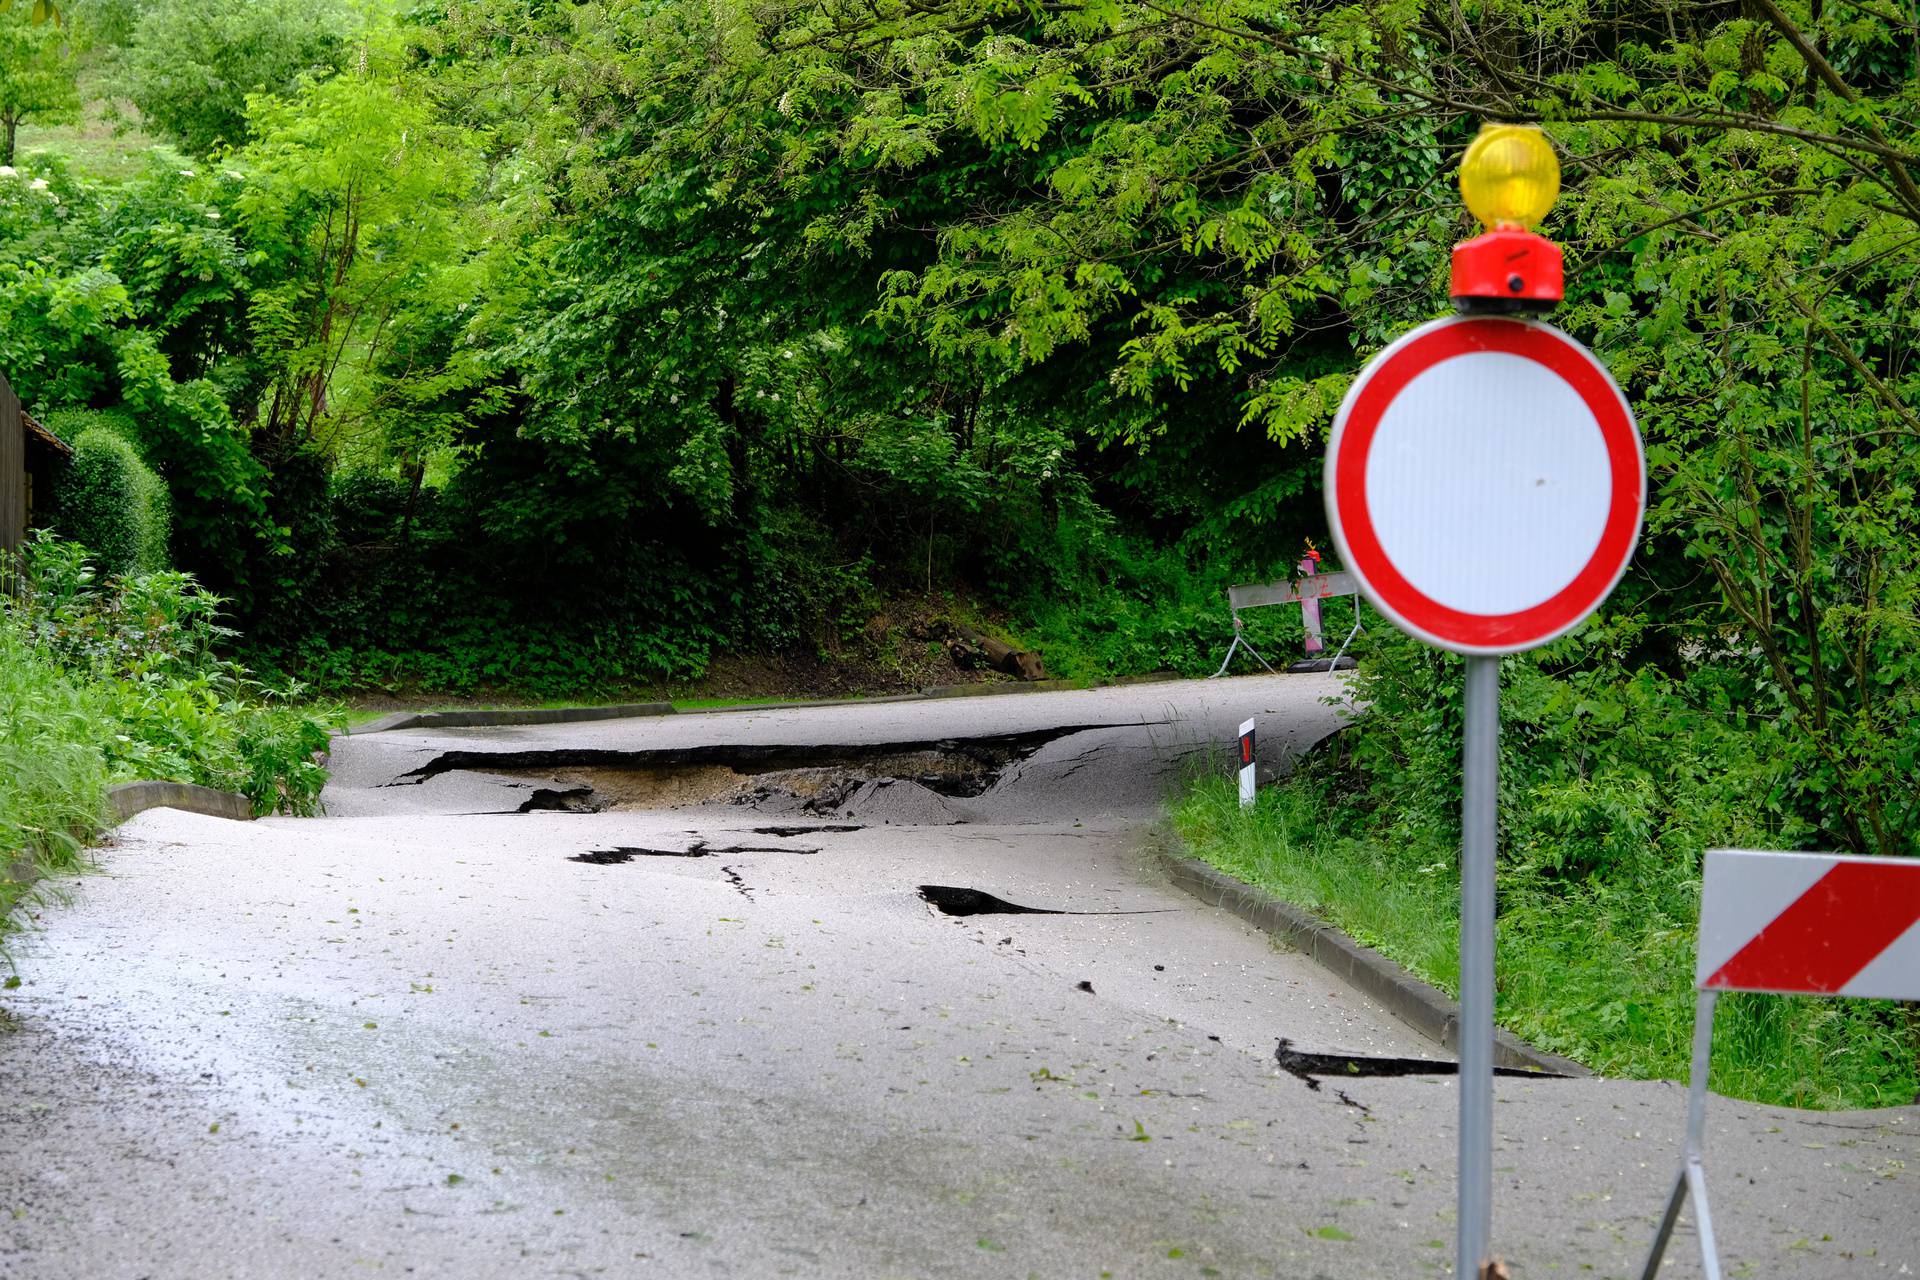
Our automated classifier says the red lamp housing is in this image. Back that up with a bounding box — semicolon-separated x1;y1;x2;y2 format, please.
1450;227;1563;314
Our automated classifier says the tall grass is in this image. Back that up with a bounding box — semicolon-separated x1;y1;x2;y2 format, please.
0;625;109;923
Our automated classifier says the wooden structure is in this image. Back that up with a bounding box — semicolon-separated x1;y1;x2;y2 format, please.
1;369;70;558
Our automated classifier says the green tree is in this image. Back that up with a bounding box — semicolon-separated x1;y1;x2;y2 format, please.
116;0;349;154
0;1;79;164
233;44;485;464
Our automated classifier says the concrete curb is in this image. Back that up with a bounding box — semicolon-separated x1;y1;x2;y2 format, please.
5;781;255;904
1159;851;1589;1076
107;781;255;824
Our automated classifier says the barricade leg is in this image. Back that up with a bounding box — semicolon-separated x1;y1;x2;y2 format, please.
1639;1169;1687;1280
1327;599;1364;669
1640;991;1721;1280
1210;613;1279;678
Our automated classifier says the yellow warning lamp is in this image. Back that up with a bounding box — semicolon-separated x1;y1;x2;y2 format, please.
1451;124;1563;313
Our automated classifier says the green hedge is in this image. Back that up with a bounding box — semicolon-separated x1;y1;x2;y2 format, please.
49;415;171;578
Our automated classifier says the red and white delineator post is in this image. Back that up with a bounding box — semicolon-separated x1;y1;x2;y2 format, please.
1237;718;1257;808
1641;849;1920;1279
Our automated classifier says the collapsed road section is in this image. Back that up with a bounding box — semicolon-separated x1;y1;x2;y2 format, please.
379;724;1142;821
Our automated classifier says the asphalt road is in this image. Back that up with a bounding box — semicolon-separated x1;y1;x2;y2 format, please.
0;674;1913;1279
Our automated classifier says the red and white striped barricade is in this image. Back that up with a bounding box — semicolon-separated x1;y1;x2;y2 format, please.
1642;849;1920;1279
1210;559;1364;678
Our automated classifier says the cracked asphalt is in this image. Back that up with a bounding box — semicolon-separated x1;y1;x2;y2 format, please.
0;674;1913;1278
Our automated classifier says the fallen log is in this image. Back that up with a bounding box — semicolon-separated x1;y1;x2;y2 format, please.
954;625;1046;680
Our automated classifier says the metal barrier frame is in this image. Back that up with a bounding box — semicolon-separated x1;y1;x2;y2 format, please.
1210;572;1364;678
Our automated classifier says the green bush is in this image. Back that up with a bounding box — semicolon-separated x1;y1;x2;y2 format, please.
51;419;170;578
6;534;334;817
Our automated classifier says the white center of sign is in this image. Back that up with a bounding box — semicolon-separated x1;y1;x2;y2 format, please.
1365;351;1611;616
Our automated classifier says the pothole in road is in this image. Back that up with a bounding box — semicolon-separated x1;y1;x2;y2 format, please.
570;841;822;864
1273;1038;1568;1088
395;726;1123;819
919;885;1067;916
520;787;601;814
917;885;1176;918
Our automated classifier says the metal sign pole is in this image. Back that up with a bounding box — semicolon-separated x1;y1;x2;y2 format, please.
1458;654;1500;1279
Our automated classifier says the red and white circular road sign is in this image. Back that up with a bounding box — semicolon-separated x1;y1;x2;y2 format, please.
1325;316;1644;655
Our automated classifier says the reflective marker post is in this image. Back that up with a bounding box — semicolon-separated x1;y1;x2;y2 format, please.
1237;718;1257;809
1457;655;1500;1277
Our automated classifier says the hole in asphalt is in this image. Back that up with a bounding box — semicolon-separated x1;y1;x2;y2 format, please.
1273;1038;1566;1089
518;787;602;814
571;847;707;864
751;824;865;837
917;885;1175;918
569;841;821;864
918;886;1066;916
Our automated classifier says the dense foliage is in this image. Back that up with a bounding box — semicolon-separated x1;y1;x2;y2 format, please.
6;535;332;814
112;0;349;155
3;0;1917;1086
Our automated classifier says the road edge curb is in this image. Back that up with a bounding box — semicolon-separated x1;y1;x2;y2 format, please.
6;781;256;905
1156;848;1589;1076
106;780;254;825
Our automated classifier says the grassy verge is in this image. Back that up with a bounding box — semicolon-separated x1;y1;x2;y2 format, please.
0;624;110;925
1173;771;1918;1111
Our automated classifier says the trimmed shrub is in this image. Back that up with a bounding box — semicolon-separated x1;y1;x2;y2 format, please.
52;421;171;577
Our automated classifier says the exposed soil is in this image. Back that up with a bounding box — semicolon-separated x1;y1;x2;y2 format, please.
394;726;1122;820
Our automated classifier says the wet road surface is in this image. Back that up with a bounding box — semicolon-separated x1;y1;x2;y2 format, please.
0;675;1913;1278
